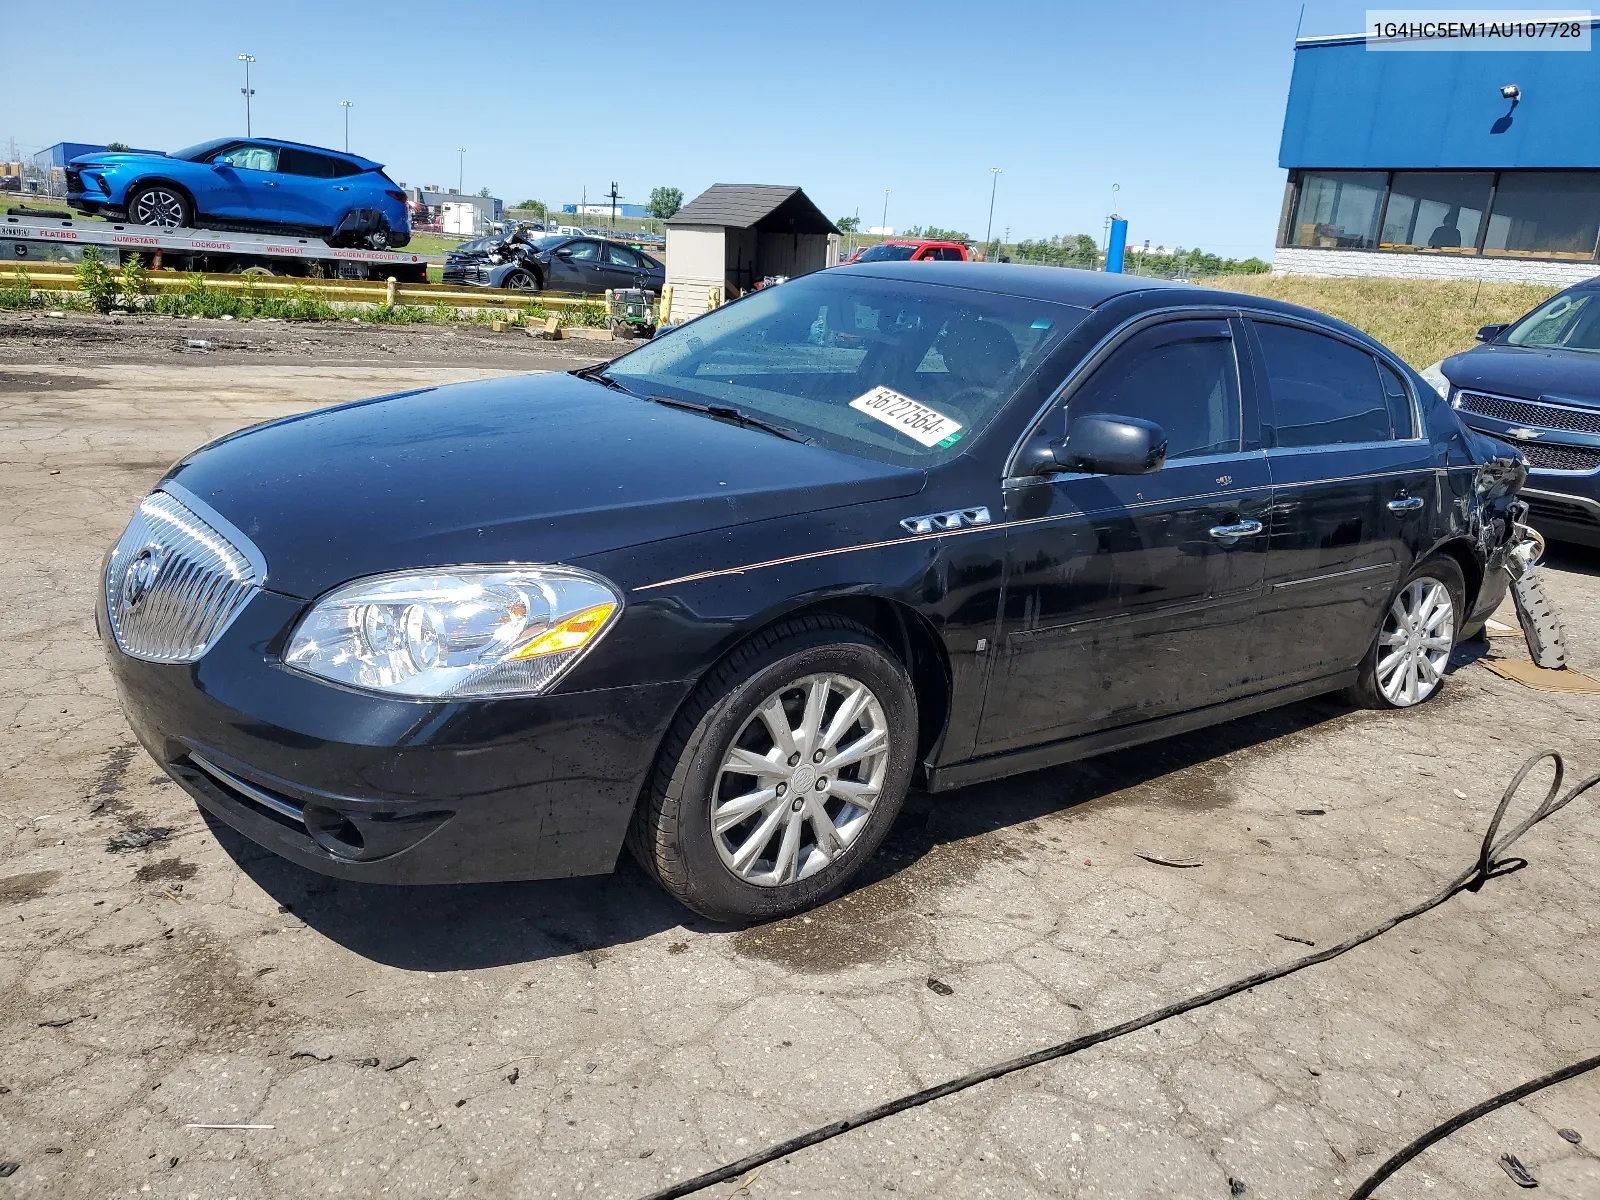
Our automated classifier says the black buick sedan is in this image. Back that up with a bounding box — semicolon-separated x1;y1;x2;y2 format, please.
100;264;1527;923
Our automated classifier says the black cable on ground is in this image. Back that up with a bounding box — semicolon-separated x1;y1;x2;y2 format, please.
639;750;1597;1200
1346;1051;1600;1199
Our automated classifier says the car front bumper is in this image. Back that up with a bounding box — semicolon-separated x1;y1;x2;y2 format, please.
99;586;691;884
1521;481;1600;548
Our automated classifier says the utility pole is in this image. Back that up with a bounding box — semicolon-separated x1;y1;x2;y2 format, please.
340;101;353;152
238;55;255;136
456;147;465;196
608;181;620;232
985;167;1002;246
881;188;890;235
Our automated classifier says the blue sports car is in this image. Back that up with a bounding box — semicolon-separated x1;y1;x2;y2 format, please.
66;137;411;249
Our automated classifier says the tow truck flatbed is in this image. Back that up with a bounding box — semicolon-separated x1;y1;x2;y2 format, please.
3;211;429;281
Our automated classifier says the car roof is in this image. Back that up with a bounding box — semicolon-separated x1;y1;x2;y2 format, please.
831;262;1392;351
220;137;381;170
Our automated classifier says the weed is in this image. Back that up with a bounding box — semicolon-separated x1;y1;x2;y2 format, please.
0;268;33;309
565;301;608;328
118;253;151;306
76;247;119;313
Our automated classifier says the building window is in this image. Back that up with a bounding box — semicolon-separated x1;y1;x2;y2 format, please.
1380;172;1491;253
1482;173;1600;260
1290;172;1387;249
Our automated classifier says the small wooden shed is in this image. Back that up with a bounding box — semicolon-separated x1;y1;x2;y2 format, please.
664;185;839;323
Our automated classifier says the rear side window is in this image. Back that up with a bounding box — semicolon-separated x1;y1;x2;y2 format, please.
605;244;641;267
1068;319;1242;460
278;149;336;177
1253;322;1393;447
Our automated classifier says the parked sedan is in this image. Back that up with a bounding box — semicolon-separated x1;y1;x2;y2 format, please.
66;137;410;248
99;264;1525;923
1423;279;1600;547
444;233;663;293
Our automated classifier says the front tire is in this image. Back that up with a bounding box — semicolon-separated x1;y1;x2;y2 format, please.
126;184;192;230
628;615;917;923
1348;554;1466;709
501;269;538;292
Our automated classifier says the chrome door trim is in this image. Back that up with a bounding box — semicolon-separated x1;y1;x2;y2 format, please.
1271;562;1396;591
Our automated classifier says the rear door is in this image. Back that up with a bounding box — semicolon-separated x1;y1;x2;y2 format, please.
1243;317;1438;688
976;316;1271;754
600;242;649;290
274;148;342;229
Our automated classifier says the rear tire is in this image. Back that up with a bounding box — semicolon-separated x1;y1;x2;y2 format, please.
628;615;917;924
1347;554;1466;709
126;184;192;230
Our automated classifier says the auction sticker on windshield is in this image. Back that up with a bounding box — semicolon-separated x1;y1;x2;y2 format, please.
849;386;963;447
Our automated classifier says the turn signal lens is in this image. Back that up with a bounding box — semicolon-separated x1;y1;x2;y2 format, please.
510;603;617;659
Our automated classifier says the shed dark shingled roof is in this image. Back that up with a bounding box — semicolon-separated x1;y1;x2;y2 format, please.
666;185;838;235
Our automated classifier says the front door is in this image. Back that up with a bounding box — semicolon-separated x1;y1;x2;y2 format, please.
1243;317;1440;688
977;317;1270;755
206;143;291;224
548;239;606;292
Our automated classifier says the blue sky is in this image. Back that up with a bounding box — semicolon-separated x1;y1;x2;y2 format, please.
3;1;1383;258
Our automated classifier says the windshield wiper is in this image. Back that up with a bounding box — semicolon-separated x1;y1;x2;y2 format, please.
644;394;812;444
570;364;636;395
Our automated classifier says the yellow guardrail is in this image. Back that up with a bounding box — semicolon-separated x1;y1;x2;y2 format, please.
8;267;607;310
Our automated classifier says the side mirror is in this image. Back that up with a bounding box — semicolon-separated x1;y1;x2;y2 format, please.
1477;323;1509;342
653;323;677;339
555;248;574;260
1047;413;1167;475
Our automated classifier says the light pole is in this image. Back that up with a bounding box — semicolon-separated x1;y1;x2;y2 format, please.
985;167;1002;246
881;188;890;235
340;101;353;152
456;148;465;196
238;54;255;136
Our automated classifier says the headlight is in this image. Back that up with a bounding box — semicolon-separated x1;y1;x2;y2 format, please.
1420;361;1452;401
284;566;621;699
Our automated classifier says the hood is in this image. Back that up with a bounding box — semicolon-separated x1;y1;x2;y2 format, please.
1443;343;1600;407
68;152;166;167
163;372;925;600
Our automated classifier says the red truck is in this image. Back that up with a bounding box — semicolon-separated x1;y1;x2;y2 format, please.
841;239;971;264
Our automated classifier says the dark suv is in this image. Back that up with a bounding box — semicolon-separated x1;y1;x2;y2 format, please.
1425;279;1600;547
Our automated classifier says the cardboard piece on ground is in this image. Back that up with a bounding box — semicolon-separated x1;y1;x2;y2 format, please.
1480;657;1600;694
1484;618;1520;639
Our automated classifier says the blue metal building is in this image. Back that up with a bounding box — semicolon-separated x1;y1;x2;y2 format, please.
1276;24;1600;281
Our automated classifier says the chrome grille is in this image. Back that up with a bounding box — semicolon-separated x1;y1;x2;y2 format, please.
1521;441;1600;473
1458;390;1600;436
104;489;264;662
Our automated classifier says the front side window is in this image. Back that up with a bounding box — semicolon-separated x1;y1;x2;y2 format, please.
1254;322;1393;447
1291;171;1386;249
1377;360;1417;438
1504;289;1600;352
563;240;601;262
1067;321;1242;460
1381;172;1491;252
604;272;1085;466
216;144;279;172
1483;173;1600;260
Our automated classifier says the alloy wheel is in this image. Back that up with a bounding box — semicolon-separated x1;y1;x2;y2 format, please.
712;673;889;887
130;188;186;228
1376;577;1455;706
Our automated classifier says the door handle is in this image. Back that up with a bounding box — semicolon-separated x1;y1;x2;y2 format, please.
1209;519;1263;545
1387;496;1425;514
333;186;350;191
261;181;278;186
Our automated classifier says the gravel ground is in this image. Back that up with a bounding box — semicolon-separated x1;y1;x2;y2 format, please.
0;334;1597;1200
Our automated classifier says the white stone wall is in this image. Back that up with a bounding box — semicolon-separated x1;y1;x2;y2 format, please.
1273;246;1600;287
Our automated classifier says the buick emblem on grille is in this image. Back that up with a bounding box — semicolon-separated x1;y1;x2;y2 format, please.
120;547;163;612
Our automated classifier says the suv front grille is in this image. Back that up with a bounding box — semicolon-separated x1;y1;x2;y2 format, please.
104;490;264;662
1458;390;1600;436
1521;441;1600;472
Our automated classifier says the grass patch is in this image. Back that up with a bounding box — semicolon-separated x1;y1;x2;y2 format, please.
1197;274;1558;368
146;274;339;320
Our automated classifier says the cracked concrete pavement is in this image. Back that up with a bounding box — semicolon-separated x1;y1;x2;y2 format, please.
1;314;1597;1199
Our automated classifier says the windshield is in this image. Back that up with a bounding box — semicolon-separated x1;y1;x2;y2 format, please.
604;272;1085;466
1504;289;1600;353
854;243;918;263
170;139;232;162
